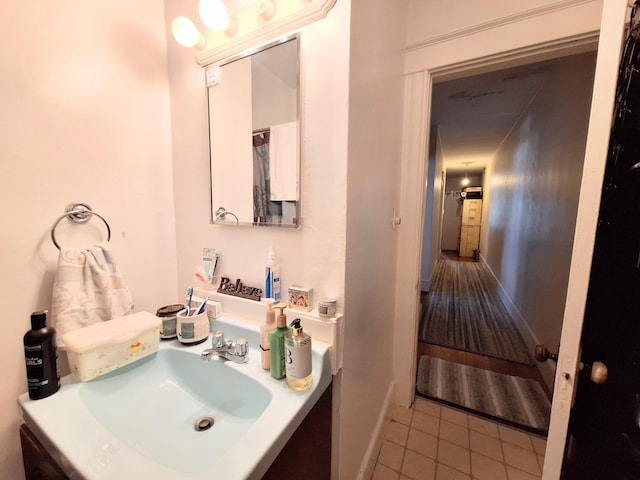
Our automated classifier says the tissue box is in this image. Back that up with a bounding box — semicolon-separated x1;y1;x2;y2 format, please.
63;311;161;381
288;285;313;312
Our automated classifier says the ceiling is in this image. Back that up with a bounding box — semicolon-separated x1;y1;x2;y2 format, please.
430;55;587;175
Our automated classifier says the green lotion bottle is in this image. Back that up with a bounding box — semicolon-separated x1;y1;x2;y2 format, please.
269;304;290;379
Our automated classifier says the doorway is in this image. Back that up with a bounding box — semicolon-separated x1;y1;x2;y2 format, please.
415;51;598;434
394;3;629;478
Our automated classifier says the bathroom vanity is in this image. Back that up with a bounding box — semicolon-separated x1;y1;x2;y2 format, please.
19;386;331;480
18;315;333;479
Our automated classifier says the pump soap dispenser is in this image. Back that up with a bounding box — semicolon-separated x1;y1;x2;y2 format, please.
269;304;290;379
260;298;276;370
285;319;313;391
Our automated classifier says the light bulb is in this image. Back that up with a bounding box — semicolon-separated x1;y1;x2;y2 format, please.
256;0;275;20
462;176;470;186
199;0;231;31
171;17;205;49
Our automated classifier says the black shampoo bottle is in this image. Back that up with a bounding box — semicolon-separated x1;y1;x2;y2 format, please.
23;310;60;400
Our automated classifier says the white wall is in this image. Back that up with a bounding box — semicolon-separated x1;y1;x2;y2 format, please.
420;128;445;290
0;2;177;478
407;0;582;48
404;0;603;74
420;130;437;290
342;0;408;476
252;42;298;129
482;52;596;385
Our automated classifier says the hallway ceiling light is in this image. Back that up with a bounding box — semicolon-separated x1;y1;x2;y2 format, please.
462;163;470;186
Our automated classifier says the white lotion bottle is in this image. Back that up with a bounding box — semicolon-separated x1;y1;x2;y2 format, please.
260;298;276;370
285;318;312;391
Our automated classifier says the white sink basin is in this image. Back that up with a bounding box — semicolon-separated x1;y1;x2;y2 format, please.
18;315;331;479
79;348;272;473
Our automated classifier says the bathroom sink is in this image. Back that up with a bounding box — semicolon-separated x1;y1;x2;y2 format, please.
78;348;272;473
17;315;332;479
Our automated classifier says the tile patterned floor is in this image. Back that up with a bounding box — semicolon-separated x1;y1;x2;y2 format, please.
372;397;547;480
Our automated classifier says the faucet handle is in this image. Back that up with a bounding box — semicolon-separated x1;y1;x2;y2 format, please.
213;331;225;347
235;338;248;356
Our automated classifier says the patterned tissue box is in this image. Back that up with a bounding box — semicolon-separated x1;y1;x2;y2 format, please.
288;285;313;312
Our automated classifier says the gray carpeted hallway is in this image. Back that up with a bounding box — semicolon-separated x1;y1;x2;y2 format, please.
416;252;551;433
419;255;534;365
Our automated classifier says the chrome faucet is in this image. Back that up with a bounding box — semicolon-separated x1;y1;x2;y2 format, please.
201;331;249;364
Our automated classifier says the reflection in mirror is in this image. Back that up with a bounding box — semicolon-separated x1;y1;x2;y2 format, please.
207;36;300;227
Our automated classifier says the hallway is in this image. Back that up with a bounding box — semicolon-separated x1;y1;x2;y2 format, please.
372;396;546;480
416;252;551;433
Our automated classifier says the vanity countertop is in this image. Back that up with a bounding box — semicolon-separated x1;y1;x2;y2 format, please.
17;315;332;479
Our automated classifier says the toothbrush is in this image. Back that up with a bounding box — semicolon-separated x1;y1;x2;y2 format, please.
210;250;219;286
186;286;193;316
196;295;211;315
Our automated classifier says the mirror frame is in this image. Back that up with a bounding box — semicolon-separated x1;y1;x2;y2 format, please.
207;34;301;227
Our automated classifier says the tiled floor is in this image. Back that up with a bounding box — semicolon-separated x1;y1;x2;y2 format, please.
372;396;547;480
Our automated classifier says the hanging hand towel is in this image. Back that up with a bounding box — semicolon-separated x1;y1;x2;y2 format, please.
269;121;299;201
50;241;134;348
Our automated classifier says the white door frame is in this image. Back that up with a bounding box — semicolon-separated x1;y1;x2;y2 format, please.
392;1;628;479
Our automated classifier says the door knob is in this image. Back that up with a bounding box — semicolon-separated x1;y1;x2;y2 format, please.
580;360;608;384
534;344;558;362
535;345;608;383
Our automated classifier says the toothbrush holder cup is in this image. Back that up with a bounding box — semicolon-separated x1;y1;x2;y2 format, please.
176;310;209;345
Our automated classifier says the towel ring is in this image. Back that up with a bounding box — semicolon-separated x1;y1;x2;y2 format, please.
51;202;111;250
214;206;239;224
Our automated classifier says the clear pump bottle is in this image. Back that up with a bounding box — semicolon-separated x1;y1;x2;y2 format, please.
285;318;312;391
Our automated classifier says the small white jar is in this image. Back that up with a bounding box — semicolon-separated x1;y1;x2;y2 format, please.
318;297;337;317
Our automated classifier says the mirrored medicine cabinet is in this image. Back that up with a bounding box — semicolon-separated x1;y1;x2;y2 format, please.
207;35;300;228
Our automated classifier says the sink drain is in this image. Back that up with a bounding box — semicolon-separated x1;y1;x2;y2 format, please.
194;416;215;432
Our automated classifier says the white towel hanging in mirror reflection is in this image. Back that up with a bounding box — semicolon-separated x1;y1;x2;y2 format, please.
269;121;299;201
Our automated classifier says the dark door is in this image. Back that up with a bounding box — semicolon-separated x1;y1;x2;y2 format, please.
562;7;640;479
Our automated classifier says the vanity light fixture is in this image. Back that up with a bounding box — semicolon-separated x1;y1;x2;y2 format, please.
256;0;275;20
199;0;231;31
171;0;238;50
171;0;275;50
171;16;206;49
174;0;336;65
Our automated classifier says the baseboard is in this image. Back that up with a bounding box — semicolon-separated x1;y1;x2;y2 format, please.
356;380;395;480
478;255;555;390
